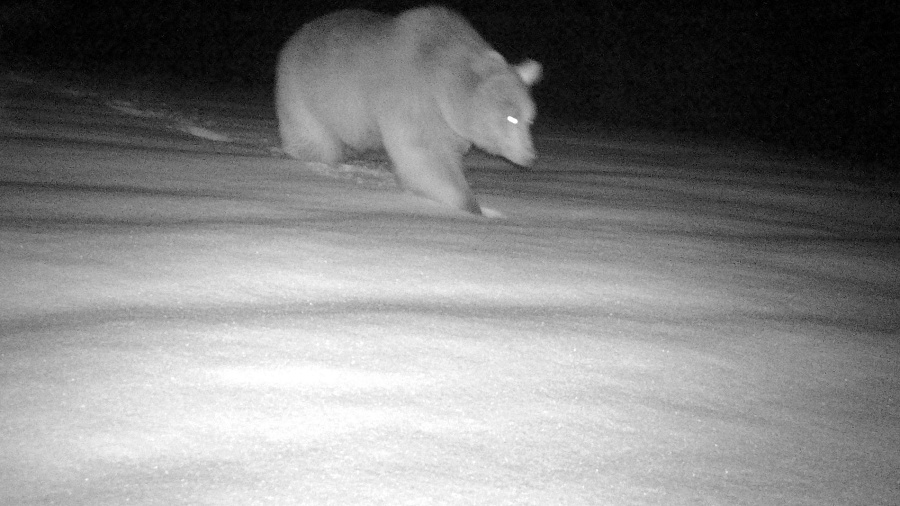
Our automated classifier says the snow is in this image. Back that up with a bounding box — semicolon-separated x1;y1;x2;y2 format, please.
1;69;898;505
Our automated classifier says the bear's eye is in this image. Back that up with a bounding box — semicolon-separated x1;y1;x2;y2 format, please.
506;115;519;125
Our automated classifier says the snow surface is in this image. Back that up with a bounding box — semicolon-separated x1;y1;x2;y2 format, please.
1;70;898;505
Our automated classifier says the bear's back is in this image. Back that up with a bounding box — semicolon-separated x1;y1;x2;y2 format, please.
282;9;390;71
395;7;492;73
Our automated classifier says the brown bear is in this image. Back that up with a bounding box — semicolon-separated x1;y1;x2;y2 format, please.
275;6;542;215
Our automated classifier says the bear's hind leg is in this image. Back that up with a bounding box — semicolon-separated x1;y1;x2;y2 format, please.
276;91;343;165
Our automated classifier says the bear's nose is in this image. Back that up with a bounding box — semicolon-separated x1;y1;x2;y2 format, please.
516;148;536;167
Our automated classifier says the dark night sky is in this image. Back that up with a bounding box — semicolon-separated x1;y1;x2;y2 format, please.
2;0;898;173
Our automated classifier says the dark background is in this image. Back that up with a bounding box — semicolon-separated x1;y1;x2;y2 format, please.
2;0;898;177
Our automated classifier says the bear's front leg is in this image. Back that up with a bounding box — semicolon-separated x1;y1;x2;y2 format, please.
382;134;481;215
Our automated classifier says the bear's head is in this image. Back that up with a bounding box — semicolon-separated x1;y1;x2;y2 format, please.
467;54;542;167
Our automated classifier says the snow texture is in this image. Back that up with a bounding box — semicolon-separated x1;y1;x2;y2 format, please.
1;70;899;505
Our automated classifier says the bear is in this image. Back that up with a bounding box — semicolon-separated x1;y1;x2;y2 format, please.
274;5;542;215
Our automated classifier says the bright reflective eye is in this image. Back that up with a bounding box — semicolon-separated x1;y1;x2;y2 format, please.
507;115;519;125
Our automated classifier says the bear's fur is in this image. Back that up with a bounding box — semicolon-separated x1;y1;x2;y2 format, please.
275;6;541;215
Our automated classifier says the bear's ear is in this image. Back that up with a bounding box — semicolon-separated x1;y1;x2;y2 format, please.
515;59;542;86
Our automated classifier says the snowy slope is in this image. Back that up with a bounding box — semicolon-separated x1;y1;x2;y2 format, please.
1;70;899;505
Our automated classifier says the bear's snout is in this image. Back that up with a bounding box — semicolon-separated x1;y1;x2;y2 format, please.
504;142;536;168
